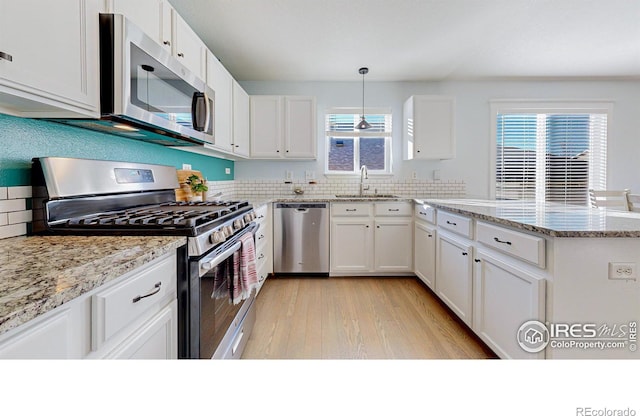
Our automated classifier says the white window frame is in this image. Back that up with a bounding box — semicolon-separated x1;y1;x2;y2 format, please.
324;107;393;176
489;99;613;201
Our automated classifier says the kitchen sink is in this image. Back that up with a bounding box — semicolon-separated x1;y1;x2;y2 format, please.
335;194;399;198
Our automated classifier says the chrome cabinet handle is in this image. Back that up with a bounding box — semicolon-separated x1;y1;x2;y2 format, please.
493;237;512;245
388;208;400;212
0;51;13;62
258;234;265;239
346;209;357;212
163;40;171;46
461;252;468;256
419;212;427;215
446;220;457;226
177;52;184;57
132;282;162;303
427;234;433;237
258;253;265;260
474;259;481;263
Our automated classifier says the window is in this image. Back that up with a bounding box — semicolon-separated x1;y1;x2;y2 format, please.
325;108;392;174
492;101;610;205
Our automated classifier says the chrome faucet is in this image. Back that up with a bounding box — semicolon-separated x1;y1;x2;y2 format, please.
359;165;369;196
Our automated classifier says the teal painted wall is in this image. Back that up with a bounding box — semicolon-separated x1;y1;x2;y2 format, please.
0;113;234;187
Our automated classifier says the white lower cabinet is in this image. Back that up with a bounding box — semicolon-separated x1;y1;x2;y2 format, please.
414;221;436;290
0;251;178;359
331;218;374;272
473;249;545;359
0;305;85;359
104;300;177;359
435;230;473;326
374;219;413;272
330;202;412;275
254;204;273;293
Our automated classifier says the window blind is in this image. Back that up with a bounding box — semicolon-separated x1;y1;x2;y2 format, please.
496;112;607;205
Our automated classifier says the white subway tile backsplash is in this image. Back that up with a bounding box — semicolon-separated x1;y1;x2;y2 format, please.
0;223;26;239
0;213;7;226
0;187;6;200
7;186;32;199
0;199;25;213
8;210;32;224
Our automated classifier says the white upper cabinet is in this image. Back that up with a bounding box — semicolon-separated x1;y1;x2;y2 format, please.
403;95;455;160
110;0;171;52
110;0;205;80
0;0;100;117
250;95;317;159
206;50;233;152
172;11;206;80
232;80;250;157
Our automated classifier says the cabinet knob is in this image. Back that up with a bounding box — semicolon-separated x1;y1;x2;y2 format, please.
376;225;380;228
365;225;369;228
427;234;433;238
417;150;421;153
461;252;468;256
474;259;481;263
163;40;171;46
286;150;289;153
177;52;184;57
276;150;280;153
0;51;13;62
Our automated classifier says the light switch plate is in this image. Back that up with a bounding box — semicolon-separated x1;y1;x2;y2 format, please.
182;164;192;170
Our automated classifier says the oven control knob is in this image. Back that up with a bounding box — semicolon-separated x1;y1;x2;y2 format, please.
210;231;226;244
243;213;253;223
251;212;257;220
233;218;245;230
224;226;234;237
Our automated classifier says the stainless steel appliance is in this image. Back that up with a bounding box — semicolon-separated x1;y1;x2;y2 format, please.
31;157;258;359
48;14;215;147
273;203;329;275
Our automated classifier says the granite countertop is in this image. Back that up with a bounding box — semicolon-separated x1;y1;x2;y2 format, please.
0;235;186;336
418;198;640;237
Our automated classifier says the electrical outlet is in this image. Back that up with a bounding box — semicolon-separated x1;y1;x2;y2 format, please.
225;168;231;175
285;170;293;181
182;164;192;170
305;171;316;181
433;169;441;180
411;171;418;180
608;262;637;280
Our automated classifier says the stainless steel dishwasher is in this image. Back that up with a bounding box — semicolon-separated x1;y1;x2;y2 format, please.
274;202;329;275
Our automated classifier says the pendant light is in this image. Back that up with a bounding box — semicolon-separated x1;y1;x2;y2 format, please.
356;67;371;130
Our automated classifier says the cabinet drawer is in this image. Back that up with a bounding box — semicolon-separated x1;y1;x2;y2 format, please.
331;203;372;217
414;204;436;223
437;211;473;238
374;202;412;216
476;221;545;268
92;253;177;351
254;204;269;222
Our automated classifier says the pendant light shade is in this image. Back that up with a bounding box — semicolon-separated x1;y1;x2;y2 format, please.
356;67;371;130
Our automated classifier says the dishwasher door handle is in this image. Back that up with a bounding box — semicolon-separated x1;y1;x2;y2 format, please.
296;208;309;213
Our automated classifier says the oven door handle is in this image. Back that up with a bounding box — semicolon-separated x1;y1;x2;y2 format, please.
201;241;241;272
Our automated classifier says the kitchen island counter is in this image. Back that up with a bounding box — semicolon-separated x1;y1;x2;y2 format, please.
417;198;640;237
0;235;186;336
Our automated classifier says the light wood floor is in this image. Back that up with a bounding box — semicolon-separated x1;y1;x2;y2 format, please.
242;276;497;359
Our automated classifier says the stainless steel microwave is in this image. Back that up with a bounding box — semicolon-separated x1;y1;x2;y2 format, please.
49;14;215;147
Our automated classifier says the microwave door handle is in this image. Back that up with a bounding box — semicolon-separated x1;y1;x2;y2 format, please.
201;241;241;273
203;91;212;133
191;92;205;132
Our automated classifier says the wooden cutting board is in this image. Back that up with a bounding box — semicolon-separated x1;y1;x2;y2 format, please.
175;169;205;201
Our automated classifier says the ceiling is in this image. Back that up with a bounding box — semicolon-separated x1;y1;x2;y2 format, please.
169;0;640;82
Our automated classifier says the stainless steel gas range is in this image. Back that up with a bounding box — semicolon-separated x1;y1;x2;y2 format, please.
31;157;259;359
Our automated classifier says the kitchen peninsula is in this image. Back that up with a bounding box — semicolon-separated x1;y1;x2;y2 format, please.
417;198;640;359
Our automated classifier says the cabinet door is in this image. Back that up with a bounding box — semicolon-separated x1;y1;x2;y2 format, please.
284;96;316;158
105;300;177;359
207;51;233;151
250;95;282;158
172;11;205;80
111;0;169;51
473;249;545;359
374;219;413;272
330;219;373;273
232;80;250;157
0;306;79;359
404;95;455;160
0;0;99;117
435;231;473;326
414;221;436;289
